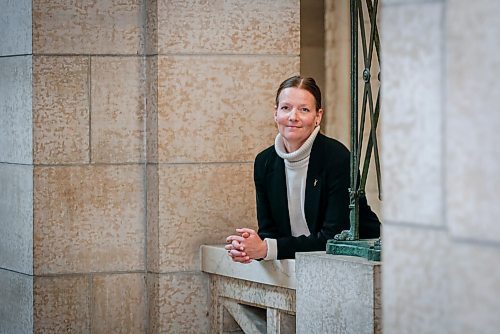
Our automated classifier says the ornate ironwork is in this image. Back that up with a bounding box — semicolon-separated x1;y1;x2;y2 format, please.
326;0;382;261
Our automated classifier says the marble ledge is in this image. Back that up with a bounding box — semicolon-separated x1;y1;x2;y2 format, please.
200;245;296;290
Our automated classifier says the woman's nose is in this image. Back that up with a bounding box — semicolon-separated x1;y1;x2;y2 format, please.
288;109;298;121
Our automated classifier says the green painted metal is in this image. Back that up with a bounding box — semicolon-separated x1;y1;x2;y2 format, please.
327;0;382;261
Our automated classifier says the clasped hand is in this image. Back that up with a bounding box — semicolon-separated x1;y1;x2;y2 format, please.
225;228;267;264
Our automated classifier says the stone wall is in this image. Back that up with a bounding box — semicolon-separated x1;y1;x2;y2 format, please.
382;0;500;333
0;0;299;332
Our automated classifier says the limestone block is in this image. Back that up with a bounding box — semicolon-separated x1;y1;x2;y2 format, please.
0;0;32;56
34;165;145;274
33;0;143;54
157;163;256;272
296;252;381;334
448;242;500;334
152;272;209;333
157;55;299;163
0;56;32;164
0;269;33;334
146;164;159;272
34;275;90;333
201;245;296;289
146;56;158;163
0;164;33;274
145;0;158;55
91;56;145;163
158;0;299;55
382;224;449;334
381;2;444;226
446;0;500;243
33;56;89;164
91;274;147;334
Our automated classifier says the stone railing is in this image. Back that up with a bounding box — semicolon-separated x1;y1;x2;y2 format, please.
201;245;381;334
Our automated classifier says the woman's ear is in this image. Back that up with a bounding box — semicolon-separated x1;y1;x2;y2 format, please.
316;108;324;125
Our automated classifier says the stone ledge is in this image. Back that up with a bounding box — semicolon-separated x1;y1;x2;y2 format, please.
200;245;296;289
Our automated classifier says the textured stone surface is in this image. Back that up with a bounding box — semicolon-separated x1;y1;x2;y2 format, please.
146;164;159;272
201;245;296;289
34;275;90;333
91;56;145;163
448;242;500;333
446;0;500;243
146;56;158;163
382;224;450;334
0;0;32;56
381;2;443;226
0;270;33;334
211;275;296;313
92;274;147;334
0;164;33;274
0;56;32;164
158;0;299;55
33;56;90;164
145;0;158;55
158;163;257;272
33;0;144;54
152;272;209;333
296;252;381;334
157;55;299;163
34;165;145;274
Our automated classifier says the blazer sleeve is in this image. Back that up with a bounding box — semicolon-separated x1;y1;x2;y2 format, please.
274;152;351;259
254;149;279;240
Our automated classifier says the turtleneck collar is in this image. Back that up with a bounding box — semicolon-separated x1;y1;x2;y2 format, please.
274;126;320;162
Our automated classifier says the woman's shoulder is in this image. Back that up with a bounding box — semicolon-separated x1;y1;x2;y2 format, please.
255;144;277;166
315;133;350;158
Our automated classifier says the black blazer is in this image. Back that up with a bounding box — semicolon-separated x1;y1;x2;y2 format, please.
254;133;380;259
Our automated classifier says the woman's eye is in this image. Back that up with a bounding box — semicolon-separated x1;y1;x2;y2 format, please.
301;108;310;112
281;106;289;110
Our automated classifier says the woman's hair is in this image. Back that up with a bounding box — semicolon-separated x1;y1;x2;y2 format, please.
275;75;322;110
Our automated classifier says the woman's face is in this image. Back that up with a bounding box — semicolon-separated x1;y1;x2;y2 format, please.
275;87;323;152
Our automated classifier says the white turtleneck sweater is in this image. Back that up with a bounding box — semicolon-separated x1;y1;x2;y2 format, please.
263;126;321;260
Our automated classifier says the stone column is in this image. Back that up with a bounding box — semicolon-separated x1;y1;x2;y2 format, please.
148;1;300;331
0;0;34;332
382;0;500;333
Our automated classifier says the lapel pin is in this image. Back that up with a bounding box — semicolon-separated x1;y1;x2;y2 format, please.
314;179;318;187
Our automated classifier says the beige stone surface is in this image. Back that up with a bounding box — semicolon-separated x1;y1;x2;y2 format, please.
157;55;299;163
152;272;209;333
91;56;145;163
446;0;500;243
34;165;145;274
448;242;500;334
92;273;147;334
381;2;444;226
157;163;257;272
147;164;159;272
33;56;89;164
33;0;143;54
145;0;158;55
34;275;90;333
158;0;299;55
146;56;158;163
382;224;450;334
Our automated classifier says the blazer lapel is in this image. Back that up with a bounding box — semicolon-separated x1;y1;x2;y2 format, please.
305;134;324;232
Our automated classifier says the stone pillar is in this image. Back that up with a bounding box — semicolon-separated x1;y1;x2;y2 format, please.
296;252;381;334
0;0;34;331
148;1;300;331
382;0;500;333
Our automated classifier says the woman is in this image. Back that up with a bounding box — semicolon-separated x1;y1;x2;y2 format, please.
226;76;380;263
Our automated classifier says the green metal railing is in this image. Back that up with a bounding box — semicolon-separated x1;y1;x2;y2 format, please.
326;0;381;261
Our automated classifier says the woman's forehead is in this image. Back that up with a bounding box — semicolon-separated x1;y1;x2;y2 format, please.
278;87;316;104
